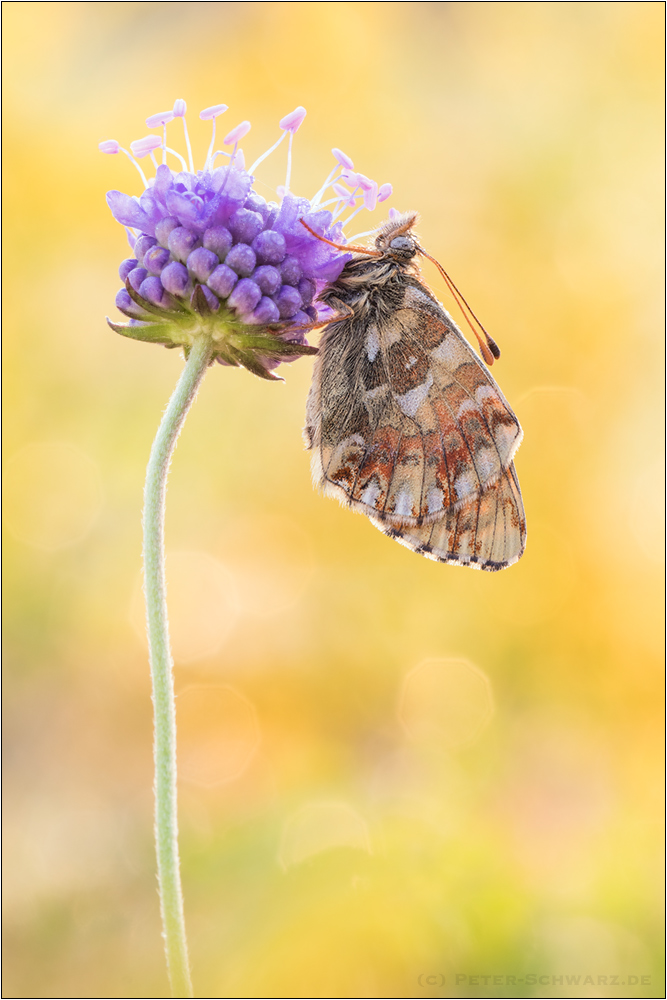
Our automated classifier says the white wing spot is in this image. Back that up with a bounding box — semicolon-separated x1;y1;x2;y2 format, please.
366;326;380;362
344;433;365;448
432;335;470;369
394;371;434;418
454;470;477;500
493;421;519;460
385;325;402;347
403;287;436;310
475;448;498;481
394;489;414;517
457;398;477;418
426;487;444;514
476;385;499;404
361;480;382;508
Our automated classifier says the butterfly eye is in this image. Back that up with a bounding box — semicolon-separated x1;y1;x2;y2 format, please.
389;236;415;255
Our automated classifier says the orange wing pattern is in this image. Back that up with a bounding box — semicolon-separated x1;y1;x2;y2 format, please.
305;278;525;569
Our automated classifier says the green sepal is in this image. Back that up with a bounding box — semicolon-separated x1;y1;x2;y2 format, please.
233;335;319;357
225;344;283;381
106;317;178;346
238;355;284;381
190;284;214;315
125;280;187;318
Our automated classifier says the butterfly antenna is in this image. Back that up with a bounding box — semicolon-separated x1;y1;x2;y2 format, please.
300;218;381;256
418;247;500;366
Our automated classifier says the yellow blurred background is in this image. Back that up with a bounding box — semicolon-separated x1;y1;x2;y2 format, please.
3;3;663;997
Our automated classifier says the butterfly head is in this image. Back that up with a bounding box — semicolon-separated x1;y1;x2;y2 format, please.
374;212;420;261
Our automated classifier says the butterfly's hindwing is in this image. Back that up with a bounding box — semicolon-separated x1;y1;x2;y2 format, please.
370;462;526;570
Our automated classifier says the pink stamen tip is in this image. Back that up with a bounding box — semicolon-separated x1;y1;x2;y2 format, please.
378;183;392;203
279;106;307;133
146;111;174;128
130;135;163;159
333;183;356;207
339;169;358;186
363;180;379;212
99;139;120;154
232;149;245;169
200;104;228;120
223;121;251;145
355;173;374;192
332;148;354;169
388;207;401;219
172;99;187;117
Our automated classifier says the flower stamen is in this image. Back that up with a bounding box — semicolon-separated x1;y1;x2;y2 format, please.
173;99;194;173
146;111;175;164
162;146;188;172
278;107;306;195
208;150;232;166
310;167;342;207
199;104;229;171
222;121;251;181
99;140;149;187
131;135;163;159
247;132;287;176
332;147;355;169
332;184;362;222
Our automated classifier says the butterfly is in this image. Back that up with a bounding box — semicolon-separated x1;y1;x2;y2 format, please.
301;212;526;570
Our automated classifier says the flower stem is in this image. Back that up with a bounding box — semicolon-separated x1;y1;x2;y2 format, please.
143;334;213;998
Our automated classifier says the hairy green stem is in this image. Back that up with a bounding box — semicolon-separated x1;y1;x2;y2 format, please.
143;335;213;998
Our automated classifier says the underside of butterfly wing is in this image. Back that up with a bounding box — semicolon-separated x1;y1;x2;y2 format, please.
306;279;522;528
369;462;526;570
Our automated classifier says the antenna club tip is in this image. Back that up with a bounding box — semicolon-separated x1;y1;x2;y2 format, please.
487;337;501;360
480;343;496;366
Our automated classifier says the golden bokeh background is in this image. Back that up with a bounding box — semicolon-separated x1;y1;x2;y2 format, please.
3;3;663;997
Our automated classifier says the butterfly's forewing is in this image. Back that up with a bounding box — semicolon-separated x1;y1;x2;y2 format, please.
369;462;526;570
306;279;522;528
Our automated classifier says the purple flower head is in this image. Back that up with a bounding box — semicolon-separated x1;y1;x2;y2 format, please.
102;100;393;379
